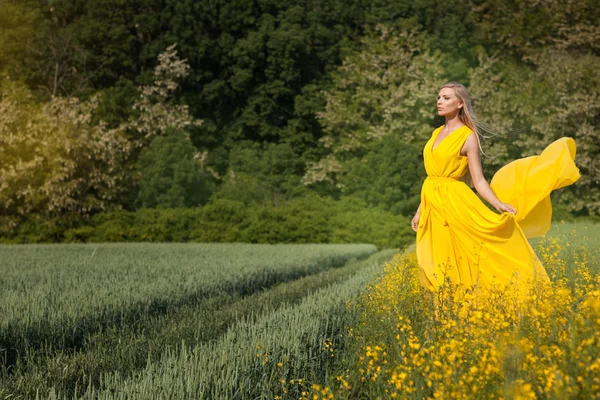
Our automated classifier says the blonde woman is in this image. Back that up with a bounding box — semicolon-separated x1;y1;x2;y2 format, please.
412;82;580;294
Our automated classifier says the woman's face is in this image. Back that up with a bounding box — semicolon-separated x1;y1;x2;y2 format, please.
437;88;463;117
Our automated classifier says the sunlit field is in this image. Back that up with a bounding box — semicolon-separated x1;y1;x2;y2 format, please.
0;243;383;398
1;222;599;399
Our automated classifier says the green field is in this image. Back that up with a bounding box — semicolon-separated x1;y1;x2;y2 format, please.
0;243;388;398
1;221;599;399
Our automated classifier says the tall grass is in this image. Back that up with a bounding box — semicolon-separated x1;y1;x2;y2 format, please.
1;250;394;398
0;243;375;371
78;250;395;399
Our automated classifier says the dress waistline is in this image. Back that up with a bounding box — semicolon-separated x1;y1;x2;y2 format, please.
425;176;460;182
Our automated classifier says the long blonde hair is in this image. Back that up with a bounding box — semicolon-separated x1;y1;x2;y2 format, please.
440;82;491;156
439;82;490;185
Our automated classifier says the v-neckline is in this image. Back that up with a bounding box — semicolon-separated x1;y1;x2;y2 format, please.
431;125;466;152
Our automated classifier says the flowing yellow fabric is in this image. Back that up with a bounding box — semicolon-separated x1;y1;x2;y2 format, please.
416;125;580;294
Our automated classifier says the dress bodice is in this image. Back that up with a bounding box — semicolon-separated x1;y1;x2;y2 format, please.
424;125;473;179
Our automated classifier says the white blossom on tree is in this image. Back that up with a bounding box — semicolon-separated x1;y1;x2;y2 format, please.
129;44;203;142
0;43;205;224
0;81;130;218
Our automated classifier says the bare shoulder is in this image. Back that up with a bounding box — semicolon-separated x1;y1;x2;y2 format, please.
461;132;479;156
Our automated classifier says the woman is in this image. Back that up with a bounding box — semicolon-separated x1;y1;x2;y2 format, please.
412;82;580;294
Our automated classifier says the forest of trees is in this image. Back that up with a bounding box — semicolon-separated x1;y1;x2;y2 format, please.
0;0;598;245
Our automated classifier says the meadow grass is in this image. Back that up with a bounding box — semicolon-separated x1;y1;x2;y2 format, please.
309;221;600;399
0;249;394;398
0;243;375;393
0;243;376;327
75;250;397;399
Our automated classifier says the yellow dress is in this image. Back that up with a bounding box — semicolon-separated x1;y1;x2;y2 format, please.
416;125;580;293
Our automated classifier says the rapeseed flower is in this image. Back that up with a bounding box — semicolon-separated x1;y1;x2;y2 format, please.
314;234;600;399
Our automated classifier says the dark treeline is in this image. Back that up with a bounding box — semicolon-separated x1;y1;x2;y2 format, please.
0;0;598;244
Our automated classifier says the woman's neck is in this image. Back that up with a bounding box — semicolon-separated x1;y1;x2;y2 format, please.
444;114;463;129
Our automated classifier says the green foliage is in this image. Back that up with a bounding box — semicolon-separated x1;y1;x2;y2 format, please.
0;1;41;77
1;196;414;248
10;0;369;154
0;44;203;222
469;50;600;215
331;197;413;247
0;81;130;218
467;0;600;217
136;128;213;208
212;141;305;206
13;214;73;244
304;25;445;189
0;0;98;97
343;135;426;215
93;78;138;129
191;199;252;242
2;0;599;231
85;208;203;242
244;195;334;244
471;0;600;59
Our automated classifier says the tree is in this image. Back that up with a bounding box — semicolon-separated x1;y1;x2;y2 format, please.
136;128;212;208
0;81;130;219
304;25;445;188
127;44;203;143
0;0;101;98
0;43;203;225
343;135;425;215
471;0;600;60
468;50;600;215
213;142;304;206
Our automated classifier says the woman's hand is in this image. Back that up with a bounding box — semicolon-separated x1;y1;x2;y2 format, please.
411;212;420;232
495;202;517;215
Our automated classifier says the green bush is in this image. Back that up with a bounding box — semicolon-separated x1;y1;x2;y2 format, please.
63;226;95;243
331;197;413;248
343;136;425;216
5;214;79;244
191;199;251;242
136;128;213;208
1;195;414;247
88;210;134;242
245;195;333;243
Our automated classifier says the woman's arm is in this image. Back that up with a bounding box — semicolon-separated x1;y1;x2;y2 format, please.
411;202;422;232
462;134;516;215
